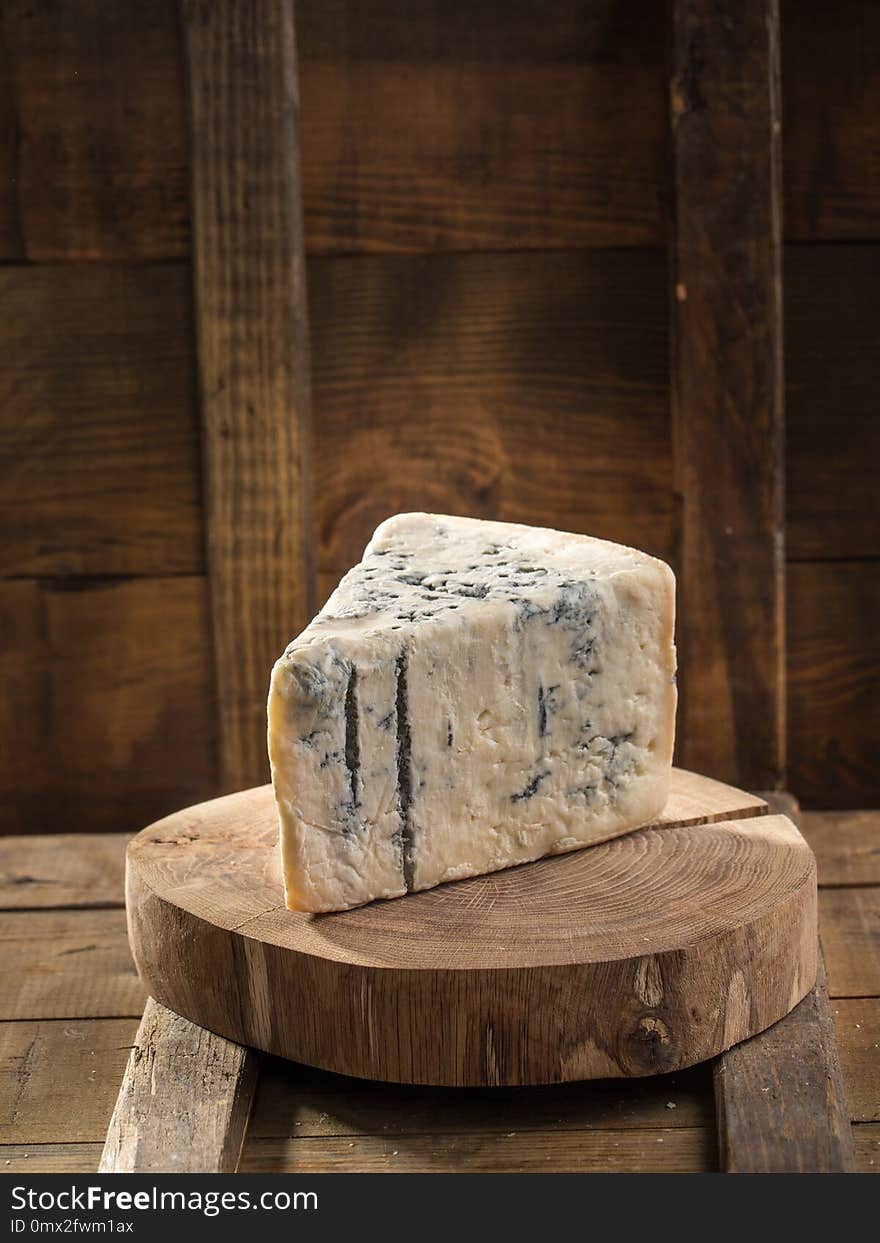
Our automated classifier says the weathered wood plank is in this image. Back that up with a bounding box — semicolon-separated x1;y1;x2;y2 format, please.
0;910;145;1020
309;248;672;603
184;0;316;791
802;812;880;888
714;952;855;1172
100;998;260;1173
669;0;785;790
0;264;202;577
832;998;880;1123
820;888;880;998
249;1058;712;1138
0;1019;138;1144
788;562;880;810
0;1144;104;1174
239;1127;714;1173
0;1;188;261
785;247;880;560
855;1123;880;1172
297;0;665;254
782;0;880;242
0;577;217;837
0;835;127;910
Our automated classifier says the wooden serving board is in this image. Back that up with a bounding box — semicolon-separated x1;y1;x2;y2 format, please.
126;769;817;1086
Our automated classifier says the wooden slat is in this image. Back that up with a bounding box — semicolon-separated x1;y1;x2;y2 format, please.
296;0;665;254
100;999;260;1173
820;888;880;998
240;1127;714;1173
669;0;785;791
802;812;880;888
309;248;672;602
0;910;145;1020
184;0;316;791
782;0;880;242
832;999;880;1123
788;562;880;809
714;953;855;1172
0;1019;138;1144
0;1;188;260
786;246;880;560
0;1144;103;1174
0;264;202;577
713;791;855;1172
250;1058;712;1138
0;577;217;836
0;836;127;910
855;1123;880;1172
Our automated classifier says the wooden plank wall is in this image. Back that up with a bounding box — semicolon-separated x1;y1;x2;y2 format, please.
0;0;877;834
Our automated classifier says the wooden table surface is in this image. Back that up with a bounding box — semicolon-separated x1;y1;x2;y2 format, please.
1;814;878;1174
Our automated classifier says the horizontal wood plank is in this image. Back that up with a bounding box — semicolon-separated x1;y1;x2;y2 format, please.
820;888;880;999
249;1058;713;1138
0;0;188;260
309;248;672;602
785;246;880;560
240;1127;714;1173
782;0;880;242
788;562;880;809
0;835;127;909
297;0;665;254
0;1144;103;1174
0;576;217;836
0;910;145;1020
0;1018;138;1144
855;1123;880;1172
802;812;880;887
0;264;202;577
832;998;880;1123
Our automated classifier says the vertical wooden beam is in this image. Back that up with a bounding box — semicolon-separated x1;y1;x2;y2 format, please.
183;0;315;791
669;0;785;789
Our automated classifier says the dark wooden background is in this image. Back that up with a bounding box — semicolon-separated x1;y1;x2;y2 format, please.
1;0;877;835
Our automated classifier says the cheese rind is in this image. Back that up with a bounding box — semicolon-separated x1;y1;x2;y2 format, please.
268;513;677;912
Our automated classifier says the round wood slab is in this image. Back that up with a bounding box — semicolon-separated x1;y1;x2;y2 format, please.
127;769;817;1086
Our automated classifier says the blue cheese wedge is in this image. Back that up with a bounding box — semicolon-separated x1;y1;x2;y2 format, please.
268;513;677;912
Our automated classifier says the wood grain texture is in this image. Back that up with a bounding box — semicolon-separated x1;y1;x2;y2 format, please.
0;1;188;261
296;0;665;254
782;0;880;242
0;264;202;577
0;1019;138;1144
184;0;316;791
0;1144;104;1174
0;910;145;1021
820;888;880;999
126;775;816;1086
669;0;785;790
249;1058;712;1137
832;999;880;1123
309;248;672;602
788;562;880;809
0;836;126;910
854;1124;880;1173
785;246;880;560
100;998;259;1173
714;952;855;1172
239;1128;714;1172
0;577;217;836
802;812;880;887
